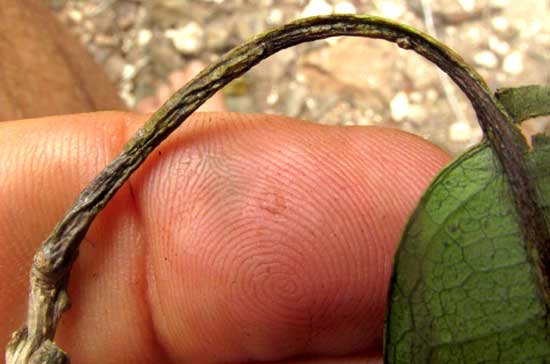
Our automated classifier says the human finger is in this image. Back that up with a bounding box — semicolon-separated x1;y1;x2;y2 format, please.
0;111;450;363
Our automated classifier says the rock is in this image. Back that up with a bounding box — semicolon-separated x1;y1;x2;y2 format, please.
488;36;510;55
122;64;137;81
408;105;428;122
266;91;279;105
267;8;284;24
119;82;135;107
390;92;409;122
503;51;523;74
473;50;498;68
301;0;333;17
490;16;509;32
503;0;547;31
334;1;356;14
67;9;83;23
458;0;476;12
94;34;118;47
449;121;472;142
375;1;405;19
410;91;423;103
165;22;204;55
137;29;153;46
426;89;439;102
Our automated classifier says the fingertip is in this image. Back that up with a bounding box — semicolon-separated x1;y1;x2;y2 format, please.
133;114;451;362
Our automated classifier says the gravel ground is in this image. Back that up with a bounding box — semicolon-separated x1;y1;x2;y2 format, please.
47;0;550;155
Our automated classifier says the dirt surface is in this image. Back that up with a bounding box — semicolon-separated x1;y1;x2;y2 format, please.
47;0;550;155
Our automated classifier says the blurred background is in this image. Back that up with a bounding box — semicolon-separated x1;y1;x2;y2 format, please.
46;0;550;155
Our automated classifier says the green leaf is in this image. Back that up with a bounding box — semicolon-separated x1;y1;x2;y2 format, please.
496;85;550;123
384;89;550;363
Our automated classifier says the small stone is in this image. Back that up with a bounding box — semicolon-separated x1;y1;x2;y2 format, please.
503;51;524;75
410;91;423;103
473;50;498;68
491;16;509;32
301;0;333;17
446;26;457;36
520;20;543;38
268;8;284;24
137;29;153;46
426;89;438;101
121;36;136;54
305;97;317;109
94;34;117;47
356;117;372;126
334;1;356;14
165;22;204;55
67;9;83;23
458;0;476;12
390;92;409;122
466;27;481;43
449;121;472;142
266;91;279;105
408;105;427;121
488;36;510;55
122;64;137;81
375;1;405;19
119;82;135;108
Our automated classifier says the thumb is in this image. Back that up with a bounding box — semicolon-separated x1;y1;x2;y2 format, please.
0;111;450;363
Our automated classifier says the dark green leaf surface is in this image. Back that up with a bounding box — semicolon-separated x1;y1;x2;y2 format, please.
384;139;550;363
496;86;550;123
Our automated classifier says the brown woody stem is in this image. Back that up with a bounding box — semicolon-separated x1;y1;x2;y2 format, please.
6;14;548;364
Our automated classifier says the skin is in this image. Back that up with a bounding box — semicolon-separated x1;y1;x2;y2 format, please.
0;111;450;363
0;0;124;121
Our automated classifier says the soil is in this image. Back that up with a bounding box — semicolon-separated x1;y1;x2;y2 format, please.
47;0;550;155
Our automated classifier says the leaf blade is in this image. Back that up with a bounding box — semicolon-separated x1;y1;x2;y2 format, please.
496;85;550;123
385;141;550;363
